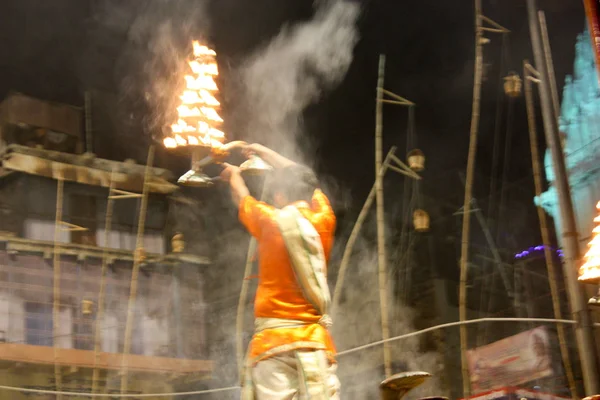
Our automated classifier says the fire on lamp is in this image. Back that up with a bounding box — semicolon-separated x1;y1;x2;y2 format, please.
579;201;600;284
162;41;271;187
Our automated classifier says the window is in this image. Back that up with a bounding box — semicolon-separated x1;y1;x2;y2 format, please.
69;194;97;246
25;302;53;346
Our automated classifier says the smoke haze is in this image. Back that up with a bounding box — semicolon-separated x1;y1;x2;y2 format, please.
232;0;360;167
84;0;448;398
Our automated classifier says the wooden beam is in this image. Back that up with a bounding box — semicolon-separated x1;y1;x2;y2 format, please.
0;343;212;375
2;153;178;194
0;235;210;266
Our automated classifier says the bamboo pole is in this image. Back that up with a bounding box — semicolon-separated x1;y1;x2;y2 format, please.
52;177;65;400
91;169;117;394
524;62;578;399
120;146;155;394
85;91;94;154
236;179;270;380
236;237;257;379
332;148;396;311
527;0;600;393
582;0;600;86
538;12;561;123
375;54;392;377
459;0;483;395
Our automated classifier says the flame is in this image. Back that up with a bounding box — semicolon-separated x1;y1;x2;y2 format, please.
200;107;223;122
208;127;225;138
189;61;218;76
175;135;187;146
199;90;220;106
579;200;600;283
184;75;218;91
198;121;209;133
193;41;216;57
164;41;225;149
164;137;177;148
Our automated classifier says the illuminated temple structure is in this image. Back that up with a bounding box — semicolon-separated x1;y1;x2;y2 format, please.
536;28;600;256
535;26;600;355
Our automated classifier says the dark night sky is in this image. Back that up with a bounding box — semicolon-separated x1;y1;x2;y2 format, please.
0;0;586;254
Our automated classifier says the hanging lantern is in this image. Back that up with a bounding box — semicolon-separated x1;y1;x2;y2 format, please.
503;72;522;98
407;149;425;172
171;233;185;253
579;201;600;284
413;209;430;232
82;300;94;315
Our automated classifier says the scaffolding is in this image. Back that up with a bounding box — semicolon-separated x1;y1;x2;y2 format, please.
52;175;90;399
48;146;157;396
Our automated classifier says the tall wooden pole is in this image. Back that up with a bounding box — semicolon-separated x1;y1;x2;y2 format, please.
459;0;483;396
52;177;65;400
538;12;560;121
333;148;396;311
524;62;577;399
120;146;155;394
91;169;117;394
375;54;392;377
527;0;600;394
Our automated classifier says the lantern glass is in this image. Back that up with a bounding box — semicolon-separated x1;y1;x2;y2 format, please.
171;233;185;253
413;209;430;232
407;149;425;172
82;300;94;315
503;72;522;98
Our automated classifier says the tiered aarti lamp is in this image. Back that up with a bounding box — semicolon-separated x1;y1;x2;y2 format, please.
579;201;600;306
162;41;271;187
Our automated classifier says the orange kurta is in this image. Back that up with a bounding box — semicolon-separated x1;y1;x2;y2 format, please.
239;189;337;365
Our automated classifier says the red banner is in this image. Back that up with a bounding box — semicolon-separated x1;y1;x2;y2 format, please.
466;327;554;392
584;0;600;84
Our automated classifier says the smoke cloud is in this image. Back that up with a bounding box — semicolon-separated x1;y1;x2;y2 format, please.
232;0;360;166
332;218;447;399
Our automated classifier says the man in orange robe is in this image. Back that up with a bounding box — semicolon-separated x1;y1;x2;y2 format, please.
220;143;340;399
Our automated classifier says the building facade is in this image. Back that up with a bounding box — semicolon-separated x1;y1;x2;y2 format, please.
0;93;212;398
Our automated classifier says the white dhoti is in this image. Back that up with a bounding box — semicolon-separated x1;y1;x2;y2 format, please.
252;350;340;400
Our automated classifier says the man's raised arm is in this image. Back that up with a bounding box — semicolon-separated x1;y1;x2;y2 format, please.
244;143;297;169
220;163;250;208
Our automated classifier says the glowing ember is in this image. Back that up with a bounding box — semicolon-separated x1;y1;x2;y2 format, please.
163;40;225;149
579;201;600;283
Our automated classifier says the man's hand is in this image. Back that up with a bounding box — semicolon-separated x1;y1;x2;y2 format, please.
220;163;241;183
242;143;264;159
221;163;249;207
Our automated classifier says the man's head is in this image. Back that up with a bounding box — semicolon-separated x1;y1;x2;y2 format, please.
269;165;318;207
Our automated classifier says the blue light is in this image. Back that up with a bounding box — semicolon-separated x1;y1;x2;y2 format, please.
514;244;563;259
